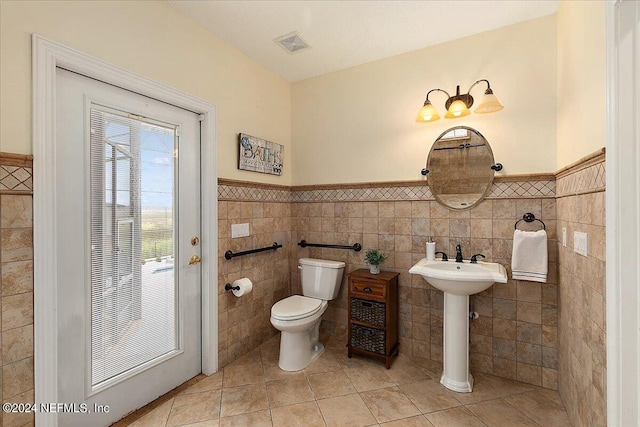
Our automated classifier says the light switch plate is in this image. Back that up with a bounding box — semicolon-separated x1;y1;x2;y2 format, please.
574;231;588;257
562;227;567;247
231;223;250;238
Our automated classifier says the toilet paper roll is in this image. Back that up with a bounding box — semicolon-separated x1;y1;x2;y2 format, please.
232;277;253;297
426;241;436;261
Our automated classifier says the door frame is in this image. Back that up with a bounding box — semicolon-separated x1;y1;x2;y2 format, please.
605;1;640;425
32;34;218;426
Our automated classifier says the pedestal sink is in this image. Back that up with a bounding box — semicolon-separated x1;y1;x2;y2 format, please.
409;258;507;392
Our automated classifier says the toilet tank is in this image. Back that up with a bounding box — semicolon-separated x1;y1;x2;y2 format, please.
299;258;346;300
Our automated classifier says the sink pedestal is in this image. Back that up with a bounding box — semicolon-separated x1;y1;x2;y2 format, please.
441;293;473;393
408;257;508;394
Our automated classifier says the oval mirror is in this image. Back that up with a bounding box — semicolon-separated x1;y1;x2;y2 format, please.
426;126;496;210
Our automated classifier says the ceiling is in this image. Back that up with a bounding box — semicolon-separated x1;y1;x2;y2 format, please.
167;0;561;82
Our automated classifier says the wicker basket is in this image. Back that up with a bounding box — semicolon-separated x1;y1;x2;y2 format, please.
350;298;386;327
350;324;386;354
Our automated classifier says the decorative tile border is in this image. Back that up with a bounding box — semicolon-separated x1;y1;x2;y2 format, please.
292;184;432;202
489;180;555;198
0;153;33;194
218;179;292;202
218;175;556;202
556;163;605;196
556;149;606;197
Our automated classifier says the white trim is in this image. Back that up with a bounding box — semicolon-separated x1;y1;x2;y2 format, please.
200;105;218;376
32;33;59;427
604;2;617;424
33;34;218;426
606;1;640;426
604;2;619;424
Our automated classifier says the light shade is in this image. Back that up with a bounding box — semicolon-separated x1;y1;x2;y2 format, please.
474;92;504;114
416;101;440;122
445;100;470;119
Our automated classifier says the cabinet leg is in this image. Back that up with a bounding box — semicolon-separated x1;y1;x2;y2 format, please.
348;347;352;358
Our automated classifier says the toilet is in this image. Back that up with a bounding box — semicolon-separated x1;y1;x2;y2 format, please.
270;258;345;371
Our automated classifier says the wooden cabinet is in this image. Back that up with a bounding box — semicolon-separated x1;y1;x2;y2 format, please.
347;269;399;369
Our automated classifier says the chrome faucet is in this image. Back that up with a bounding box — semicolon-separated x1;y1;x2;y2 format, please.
455;244;463;263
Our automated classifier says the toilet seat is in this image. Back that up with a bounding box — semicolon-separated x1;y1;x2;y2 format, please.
271;295;323;321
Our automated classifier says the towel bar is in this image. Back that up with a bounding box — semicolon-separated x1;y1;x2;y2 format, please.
297;240;362;251
224;242;282;260
514;213;546;230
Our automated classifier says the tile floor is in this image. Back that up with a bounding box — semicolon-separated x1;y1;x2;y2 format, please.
119;335;572;427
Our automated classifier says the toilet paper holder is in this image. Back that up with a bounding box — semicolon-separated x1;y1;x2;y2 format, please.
225;278;253;297
224;283;240;292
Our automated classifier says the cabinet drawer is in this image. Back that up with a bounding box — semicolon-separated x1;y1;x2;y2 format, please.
350;281;385;298
350;298;386;327
351;324;386;354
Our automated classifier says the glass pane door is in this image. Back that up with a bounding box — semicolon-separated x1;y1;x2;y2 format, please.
90;107;179;389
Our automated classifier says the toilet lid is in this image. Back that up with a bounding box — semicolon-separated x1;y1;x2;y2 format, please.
271;295;323;320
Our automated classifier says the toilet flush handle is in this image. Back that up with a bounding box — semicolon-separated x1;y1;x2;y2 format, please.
298;265;303;270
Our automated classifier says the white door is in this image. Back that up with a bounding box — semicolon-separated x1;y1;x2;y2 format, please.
54;68;202;426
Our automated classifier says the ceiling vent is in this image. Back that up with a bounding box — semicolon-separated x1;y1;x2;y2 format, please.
274;32;310;54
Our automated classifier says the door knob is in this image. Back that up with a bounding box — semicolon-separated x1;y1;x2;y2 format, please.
189;255;201;265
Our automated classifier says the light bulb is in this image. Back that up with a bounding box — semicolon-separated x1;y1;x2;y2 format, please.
445;100;470;119
416;102;440;122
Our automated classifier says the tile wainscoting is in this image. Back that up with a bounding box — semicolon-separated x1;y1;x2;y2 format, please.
220;174;561;390
217;195;292;368
556;149;606;426
0;153;34;427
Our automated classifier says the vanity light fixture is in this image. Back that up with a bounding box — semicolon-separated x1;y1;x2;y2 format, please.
416;79;504;123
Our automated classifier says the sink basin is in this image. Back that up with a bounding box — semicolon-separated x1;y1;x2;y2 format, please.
409;257;508;393
409;258;507;295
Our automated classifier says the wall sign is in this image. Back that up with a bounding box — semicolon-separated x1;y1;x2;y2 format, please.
238;133;283;176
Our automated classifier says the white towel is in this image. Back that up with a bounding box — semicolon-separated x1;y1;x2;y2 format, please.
511;229;548;283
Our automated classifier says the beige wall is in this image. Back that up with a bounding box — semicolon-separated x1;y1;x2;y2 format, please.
0;0;292;185
556;0;606;169
0;0;607;186
291;15;558;185
2;1;604;185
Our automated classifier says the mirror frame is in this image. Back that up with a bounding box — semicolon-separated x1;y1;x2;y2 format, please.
426;126;496;211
